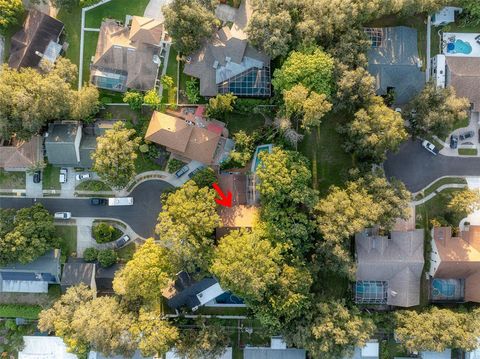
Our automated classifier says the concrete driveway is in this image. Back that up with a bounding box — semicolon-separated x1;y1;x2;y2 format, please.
0;180;172;238
384;139;480;192
144;0;173;22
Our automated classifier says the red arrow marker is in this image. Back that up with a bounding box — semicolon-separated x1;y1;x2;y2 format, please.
213;183;232;207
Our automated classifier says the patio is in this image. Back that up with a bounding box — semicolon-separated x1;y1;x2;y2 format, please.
443;32;480;57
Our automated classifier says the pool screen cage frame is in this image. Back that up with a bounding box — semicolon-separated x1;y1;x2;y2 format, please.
217;66;272;97
364;28;384;48
355;280;388;304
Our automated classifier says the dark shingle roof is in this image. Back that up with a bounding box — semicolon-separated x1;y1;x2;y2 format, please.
61;262;95;287
167;273;219;310
8;9;64;69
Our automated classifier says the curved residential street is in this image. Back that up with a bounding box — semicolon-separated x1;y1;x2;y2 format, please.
384;139;480;192
0;180;172;238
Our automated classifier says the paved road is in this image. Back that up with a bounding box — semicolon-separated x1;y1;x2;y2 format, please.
384;139;480;192
0;180;172;238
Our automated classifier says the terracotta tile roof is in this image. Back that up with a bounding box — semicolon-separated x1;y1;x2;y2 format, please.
129;16;163;45
145;111;221;164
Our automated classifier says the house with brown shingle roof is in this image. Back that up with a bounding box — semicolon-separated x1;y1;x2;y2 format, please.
445;57;480;112
145;111;229;165
90;16;168;92
0;136;42;171
430;225;480;302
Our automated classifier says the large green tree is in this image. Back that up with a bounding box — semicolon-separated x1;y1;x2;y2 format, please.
113;238;173;303
206;93;237;120
0;0;24;32
345;96;408;162
91;121;140;189
335;66;376;111
211;229;282;302
0;204;58;265
285;301;376;359
156;181;220;272
164;0;218;55
272;48;334;97
395;308;480;352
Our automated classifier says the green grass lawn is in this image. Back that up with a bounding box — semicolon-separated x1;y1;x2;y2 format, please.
55;225;78;262
416;188;464;229
99;89;124;104
82;30;99;86
0;170;25;189
116;242;137;262
42;164;61;190
298;112;355;193
57;6;82;76
76;180;112;191
0;304;42;319
84;0;150;28
224;112;265;135
458;148;478;156
135;153;164;173
421;177;467;197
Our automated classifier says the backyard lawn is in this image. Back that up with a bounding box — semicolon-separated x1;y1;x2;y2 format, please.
57;6;82;75
117;242;137;262
299;112;355;193
225;112;265;135
84;0;150;28
0;304;42;319
56;225;78;262
0;170;25;189
81;31;100;87
42;164;61;190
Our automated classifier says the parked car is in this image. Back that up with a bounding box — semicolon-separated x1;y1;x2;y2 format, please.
175;165;190;178
54;212;71;220
114;234;131;249
422;140;438;155
59;168;68;183
459;130;475;141
76;173;91;181
90;198;107;206
450;134;459;149
188;166;205;179
33;171;41;183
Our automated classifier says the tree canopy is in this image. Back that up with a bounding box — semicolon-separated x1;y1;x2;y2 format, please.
0;0;24;32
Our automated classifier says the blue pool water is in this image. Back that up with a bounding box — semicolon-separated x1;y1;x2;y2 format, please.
432;278;455;296
447;39;473;54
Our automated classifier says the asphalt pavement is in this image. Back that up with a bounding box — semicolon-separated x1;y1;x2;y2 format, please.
384;139;480;192
0;180;172;238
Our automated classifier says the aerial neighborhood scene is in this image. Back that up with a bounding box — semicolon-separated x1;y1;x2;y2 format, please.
4;0;480;358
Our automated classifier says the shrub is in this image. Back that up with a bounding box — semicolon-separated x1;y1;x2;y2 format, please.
97;249;117;268
191;167;216;188
123;91;144;111
83;248;99;262
92;222;116;243
186;78;200;104
167;158;185;173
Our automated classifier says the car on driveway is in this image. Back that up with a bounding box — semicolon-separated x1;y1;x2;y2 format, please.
422;140;438;155
59;168;68;183
33;171;41;183
90;198;107;206
459;130;475;141
114;234;131;249
76;173;91;181
450;134;459;149
54;212;71;220
175;165;190;178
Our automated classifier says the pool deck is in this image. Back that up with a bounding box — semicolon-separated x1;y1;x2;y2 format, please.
443;32;480;57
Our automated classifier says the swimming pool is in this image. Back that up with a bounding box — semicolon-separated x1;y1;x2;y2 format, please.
355;281;388;304
431;278;464;301
446;39;473;55
251;144;273;173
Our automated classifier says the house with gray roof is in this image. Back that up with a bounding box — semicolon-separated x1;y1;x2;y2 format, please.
45;121;114;167
183;26;271;98
366;26;425;105
60;260;96;293
0;250;61;293
355;228;424;307
244;337;306;359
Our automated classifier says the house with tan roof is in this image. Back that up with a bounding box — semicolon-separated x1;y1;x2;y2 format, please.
145;111;231;165
354;228;424;307
183;26;271;97
0;136;42;171
90;16;168;92
429;225;480;303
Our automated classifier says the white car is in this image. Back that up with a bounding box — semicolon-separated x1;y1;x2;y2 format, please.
59;168;68;183
76;173;91;181
422;140;438;156
54;212;71;220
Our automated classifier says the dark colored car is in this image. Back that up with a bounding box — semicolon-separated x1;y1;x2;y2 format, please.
90;198;107;206
188;166;205;179
459;130;475;141
33;171;41;183
175;165;190;178
450;134;459;149
114;234;131;249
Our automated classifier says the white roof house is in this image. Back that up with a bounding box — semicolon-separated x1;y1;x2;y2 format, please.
431;54;446;88
344;341;379;359
18;336;77;359
432;7;463;26
421;350;452;359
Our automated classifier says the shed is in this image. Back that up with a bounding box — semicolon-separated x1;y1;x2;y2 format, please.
60;261;96;292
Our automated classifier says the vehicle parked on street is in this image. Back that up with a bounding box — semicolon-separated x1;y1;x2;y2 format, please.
59;168;68;183
54;212;71;220
33;171;41;183
459;130;475;141
188;166;205;179
76;173;91;181
108;197;134;206
450;134;458;149
175;165;190;178
114;234;131;249
422;140;438;155
90;198;107;206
